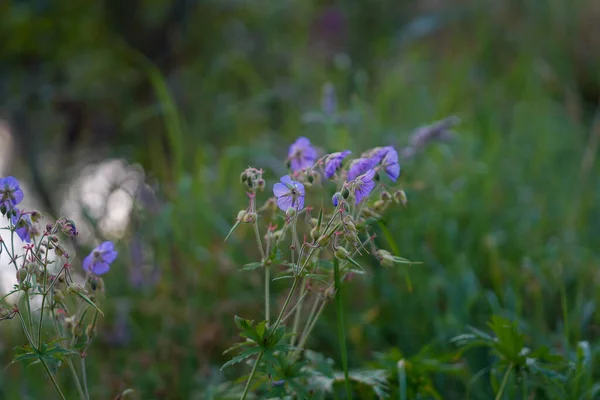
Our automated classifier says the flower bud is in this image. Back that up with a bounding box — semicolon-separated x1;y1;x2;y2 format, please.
242;212;257;223
376;249;395;268
48;235;60;245
54;245;66;257
341;187;350;199
317;234;330;247
236;210;247;221
374;172;381;182
393;190;407;206
17;268;28;283
325;286;336;299
332;192;341;207
273;230;285;241
240;172;249;183
334;247;350;260
0;204;6;216
286;207;296;218
257;179;266;191
54;289;65;303
310;218;318;227
310;226;320;240
89;276;104;292
67;284;85;295
64;316;75;330
26;262;38;275
307;174;315;184
380;190;392;202
86;324;96;339
373;200;388;213
30;210;42;223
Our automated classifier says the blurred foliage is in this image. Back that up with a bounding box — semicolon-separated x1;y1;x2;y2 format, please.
1;0;600;398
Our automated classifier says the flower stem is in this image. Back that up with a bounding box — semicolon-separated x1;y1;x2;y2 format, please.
333;257;351;399
495;363;513;400
68;359;88;400
290;277;307;346
81;357;90;400
40;357;68;400
264;265;270;326
291;298;327;361
240;351;263;400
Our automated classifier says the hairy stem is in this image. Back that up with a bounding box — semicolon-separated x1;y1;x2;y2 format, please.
240;351;263;400
41;358;68;400
334;257;351;399
495;363;513;400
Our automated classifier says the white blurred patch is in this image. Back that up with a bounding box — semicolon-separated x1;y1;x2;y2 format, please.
0;124;145;300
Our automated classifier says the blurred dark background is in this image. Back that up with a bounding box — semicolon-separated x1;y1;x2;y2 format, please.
1;0;600;398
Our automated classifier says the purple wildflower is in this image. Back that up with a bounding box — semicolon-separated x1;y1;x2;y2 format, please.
382;147;400;181
273;176;305;211
324;150;351;178
0;176;24;210
353;169;376;204
347;157;376;181
288;137;317;171
11;210;32;243
83;241;118;275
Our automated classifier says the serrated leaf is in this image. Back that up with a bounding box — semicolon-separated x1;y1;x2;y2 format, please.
221;346;262;370
241;262;263;271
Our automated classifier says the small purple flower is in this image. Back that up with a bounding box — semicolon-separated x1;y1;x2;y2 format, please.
332;192;341;207
347;157;376;181
382;147;400;181
11;210;32;243
324;150;351;178
273;176;305;211
83;241;118;275
288;137;317;171
353;169;376;204
0;176;24;210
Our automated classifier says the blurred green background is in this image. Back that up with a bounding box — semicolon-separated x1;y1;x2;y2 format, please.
1;0;600;398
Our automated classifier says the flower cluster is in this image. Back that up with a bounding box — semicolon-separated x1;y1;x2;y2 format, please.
0;175;118;399
225;136;414;398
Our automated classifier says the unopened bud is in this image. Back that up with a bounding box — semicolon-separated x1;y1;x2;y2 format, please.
376;249;395;268
273;230;285;241
54;289;65;303
373;200;388;213
335;247;350;260
242;212;257;223
236;210;247;221
240;172;249;183
30;210;42;223
64;317;75;330
49;235;59;245
380;191;392;202
89;276;104;291
393;190;407;206
310;226;320;240
310;218;318;227
85;324;96;339
317;234;330;247
17;268;28;283
286;207;296;218
26;262;38;275
374;172;381;182
341;187;350;199
54;245;66;257
257;179;265;190
67;284;85;295
307;174;315;184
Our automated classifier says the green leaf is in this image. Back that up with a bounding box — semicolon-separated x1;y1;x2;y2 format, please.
241;262;263;271
272;275;294;281
221;346;262;370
